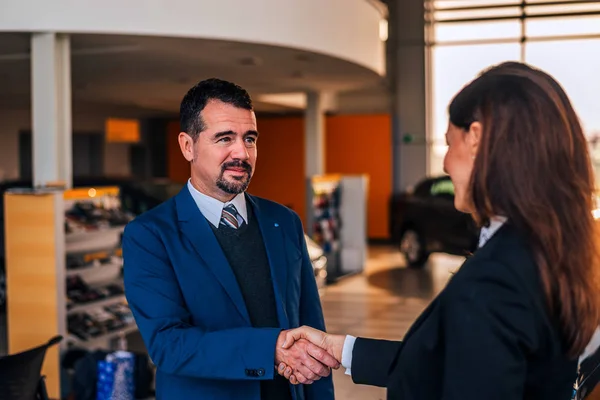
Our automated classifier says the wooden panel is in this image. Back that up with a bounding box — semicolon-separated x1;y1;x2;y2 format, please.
4;192;61;398
326;115;392;239
248;116;306;224
166;121;189;183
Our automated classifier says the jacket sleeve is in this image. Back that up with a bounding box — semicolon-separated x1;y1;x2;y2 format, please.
351;337;403;387
291;213;335;400
440;260;540;399
122;219;282;380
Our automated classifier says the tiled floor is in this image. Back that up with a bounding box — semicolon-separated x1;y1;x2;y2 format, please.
324;245;464;399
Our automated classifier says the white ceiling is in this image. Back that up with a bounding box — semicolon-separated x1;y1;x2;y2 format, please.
0;33;388;116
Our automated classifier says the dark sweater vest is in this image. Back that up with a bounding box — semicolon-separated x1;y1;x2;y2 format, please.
210;205;292;400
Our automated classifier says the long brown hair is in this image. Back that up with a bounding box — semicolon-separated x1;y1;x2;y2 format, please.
449;61;600;357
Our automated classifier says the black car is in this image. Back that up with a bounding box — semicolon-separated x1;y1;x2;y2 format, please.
389;175;479;268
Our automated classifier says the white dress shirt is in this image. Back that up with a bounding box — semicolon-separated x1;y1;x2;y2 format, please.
186;179;248;228
477;216;506;249
581;327;600;364
340;216;507;376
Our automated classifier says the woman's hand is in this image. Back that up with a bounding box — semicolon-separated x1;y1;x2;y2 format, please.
276;326;346;384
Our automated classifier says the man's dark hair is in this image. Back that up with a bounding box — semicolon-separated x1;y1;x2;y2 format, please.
179;78;253;141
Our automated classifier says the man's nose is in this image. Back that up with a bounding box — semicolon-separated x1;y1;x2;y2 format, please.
231;139;249;160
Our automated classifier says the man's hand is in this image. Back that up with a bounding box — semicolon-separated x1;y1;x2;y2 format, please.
275;331;340;385
283;325;345;361
277;326;346;384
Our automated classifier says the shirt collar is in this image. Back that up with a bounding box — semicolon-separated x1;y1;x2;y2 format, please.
186;179;248;228
478;216;507;248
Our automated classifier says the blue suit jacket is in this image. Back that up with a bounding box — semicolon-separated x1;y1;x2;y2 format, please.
122;187;334;399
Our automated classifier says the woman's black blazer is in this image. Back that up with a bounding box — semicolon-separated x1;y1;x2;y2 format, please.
351;223;578;400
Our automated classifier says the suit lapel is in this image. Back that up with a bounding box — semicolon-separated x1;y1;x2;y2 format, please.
175;187;251;324
247;195;290;329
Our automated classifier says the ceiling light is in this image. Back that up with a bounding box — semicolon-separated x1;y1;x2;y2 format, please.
379;19;389;41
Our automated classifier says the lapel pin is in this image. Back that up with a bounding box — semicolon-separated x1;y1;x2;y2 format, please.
274;223;279;227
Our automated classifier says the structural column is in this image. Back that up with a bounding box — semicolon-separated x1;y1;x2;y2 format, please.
31;32;72;188
389;0;430;192
304;91;326;178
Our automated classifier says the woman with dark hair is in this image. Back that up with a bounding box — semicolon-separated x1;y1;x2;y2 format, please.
277;62;600;400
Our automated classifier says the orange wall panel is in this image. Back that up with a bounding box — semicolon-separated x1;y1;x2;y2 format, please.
166;114;392;239
167;121;189;183
167;117;307;224
326;115;392;239
248;117;306;224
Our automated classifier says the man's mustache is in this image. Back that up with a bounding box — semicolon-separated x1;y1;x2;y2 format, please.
221;161;252;173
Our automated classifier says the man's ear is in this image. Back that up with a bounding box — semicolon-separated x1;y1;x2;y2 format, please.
467;122;482;157
178;132;194;162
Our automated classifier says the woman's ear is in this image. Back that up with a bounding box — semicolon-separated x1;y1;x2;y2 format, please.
467;122;482;157
178;132;195;162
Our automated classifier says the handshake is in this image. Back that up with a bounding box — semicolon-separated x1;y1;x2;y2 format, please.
274;326;346;385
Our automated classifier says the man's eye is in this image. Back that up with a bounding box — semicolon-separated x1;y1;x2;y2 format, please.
246;137;256;144
218;137;231;143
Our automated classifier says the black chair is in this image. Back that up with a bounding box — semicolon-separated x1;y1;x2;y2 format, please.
0;335;63;400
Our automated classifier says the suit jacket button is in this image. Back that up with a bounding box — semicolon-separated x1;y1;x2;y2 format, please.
257;369;265;377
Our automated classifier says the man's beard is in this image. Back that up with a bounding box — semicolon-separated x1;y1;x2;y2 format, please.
216;160;252;195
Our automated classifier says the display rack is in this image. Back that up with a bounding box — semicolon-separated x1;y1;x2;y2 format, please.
63;187;135;349
4;186;136;398
306;174;369;282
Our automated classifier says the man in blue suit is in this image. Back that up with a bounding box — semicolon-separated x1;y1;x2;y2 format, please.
122;78;337;399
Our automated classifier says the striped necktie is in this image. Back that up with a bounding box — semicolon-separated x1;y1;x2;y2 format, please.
220;204;242;229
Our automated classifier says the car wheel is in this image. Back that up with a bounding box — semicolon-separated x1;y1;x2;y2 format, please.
399;228;429;268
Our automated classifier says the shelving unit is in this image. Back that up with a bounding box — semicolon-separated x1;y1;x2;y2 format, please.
4;186;137;398
67;294;126;315
306;174;369;282
66;324;138;348
65;258;122;278
63;187;135;350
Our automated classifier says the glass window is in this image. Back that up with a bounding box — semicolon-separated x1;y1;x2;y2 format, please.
435;20;522;43
526;15;600;37
525;38;600;184
526;2;600;14
429;0;600;177
434;0;519;9
527;0;599;5
525;39;600;137
430;42;521;175
434;7;521;23
527;0;587;2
